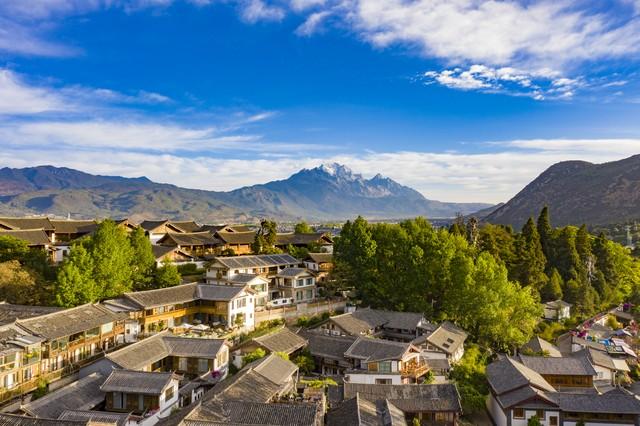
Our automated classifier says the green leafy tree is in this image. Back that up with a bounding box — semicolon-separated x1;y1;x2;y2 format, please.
0;260;50;305
55;244;100;307
537;206;554;261
130;227;156;291
293;350;315;374
294;221;314;234
449;344;490;414
513;218;548;290
90;219;134;298
287;244;309;260
0;235;30;262
243;348;267;366
541;268;563;302
252;219;281;254
528;416;542;426
154;261;181;288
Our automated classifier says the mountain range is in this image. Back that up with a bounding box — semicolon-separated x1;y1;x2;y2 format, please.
0;164;490;222
485;154;640;229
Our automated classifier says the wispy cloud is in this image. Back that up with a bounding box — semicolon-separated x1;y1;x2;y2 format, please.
239;0;286;23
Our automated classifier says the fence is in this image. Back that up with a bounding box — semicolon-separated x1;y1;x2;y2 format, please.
255;298;346;325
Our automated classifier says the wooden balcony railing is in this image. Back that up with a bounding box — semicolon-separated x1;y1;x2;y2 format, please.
400;360;430;378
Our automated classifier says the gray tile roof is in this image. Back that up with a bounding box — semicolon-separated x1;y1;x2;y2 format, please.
253;328;308;354
185;401;320;425
326;309;426;336
101;369;176;394
123;283;250;309
107;332;226;369
212;254;300;269
549;388;640;414
158;231;221;247
57;410;129;426
226;273;268;284
49;220;97;235
518;354;597;376
0;228;51;246
572;347;617;370
215;230;257;245
16;304;126;340
327;394;381;426
343;383;462;413
521;336;562;357
495;385;555;409
344;337;412;362
275;232;333;246
306;253;333;264
424;321;467;355
0;414;86;426
301;331;356;361
486;357;555;395
0;217;54;231
0;302;62;326
22;373;106;419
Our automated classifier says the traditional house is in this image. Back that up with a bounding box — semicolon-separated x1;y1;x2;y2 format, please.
152;245;195;266
232;327;307;368
0;326;44;396
411;321;467;363
275;232;334;253
303;253;333;283
0;217;55;241
338;382;462;426
48;220;97;242
543;300;572;321
206;254;301;306
516;354;597;389
572;347;630;385
487;357;640;426
90;331;229;378
521;336;562;357
16;304;127;374
139;220;201;245
300;331;356;376
343;337;429;385
311;308;433;342
105;282;256;333
0;229;53;260
214;230;256;255
0;302;62;327
274;267;317;304
156;231;221;258
101;369;180;416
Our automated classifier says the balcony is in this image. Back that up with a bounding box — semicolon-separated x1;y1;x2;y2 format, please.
400;360;430;378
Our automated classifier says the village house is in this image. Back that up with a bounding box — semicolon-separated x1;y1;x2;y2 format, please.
487;357;640;426
213;230;256;255
165;353;323;426
274;232;334;253
48;219;97;242
303;252;333;283
0;326;44;396
543;300;572;321
232;327;307;368
101;369;181;417
343;337;429;385
15;304;128;374
139;220;201;245
516;354;597;389
104;282;256;333
521;336;563;357
331;382;462;426
83;330;229;379
156;231;221;258
300;331;356;376
411;320;468;363
0;217;56;241
0;228;54;261
152;245;196;267
311;308;433;342
274;267;317;304
572;347;630;385
206;254;302;307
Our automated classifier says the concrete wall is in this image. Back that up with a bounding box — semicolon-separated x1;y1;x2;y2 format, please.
255;299;346;325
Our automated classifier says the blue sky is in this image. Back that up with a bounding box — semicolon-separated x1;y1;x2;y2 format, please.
1;0;640;203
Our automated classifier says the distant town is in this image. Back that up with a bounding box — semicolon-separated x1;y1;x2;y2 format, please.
0;211;639;426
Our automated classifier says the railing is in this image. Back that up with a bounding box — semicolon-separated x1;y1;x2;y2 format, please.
400;360;430;378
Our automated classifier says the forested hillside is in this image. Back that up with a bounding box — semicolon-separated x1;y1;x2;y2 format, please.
333;209;640;351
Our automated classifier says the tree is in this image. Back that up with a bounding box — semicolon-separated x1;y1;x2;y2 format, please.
294;221;314;234
90;220;134;298
243;348;266;366
287;244;309;260
0;260;49;305
513;218;548;290
252;219;280;254
528;416;542;426
541;268;563;302
449;344;490;414
537;206;553;260
55;244;100;307
466;216;479;247
0;235;30;262
130;227;156;291
155;261;181;288
293;350;315;374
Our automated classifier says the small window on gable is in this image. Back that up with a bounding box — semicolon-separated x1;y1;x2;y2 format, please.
513;408;524;419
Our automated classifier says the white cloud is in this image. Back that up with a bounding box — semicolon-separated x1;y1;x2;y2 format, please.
296;11;331;36
422;64;589;99
239;0;286;23
290;0;326;12
0;68;171;115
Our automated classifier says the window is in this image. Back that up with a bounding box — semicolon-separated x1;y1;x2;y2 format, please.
306;278;313;285
550;415;558;426
296;279;305;287
536;410;545;420
368;362;378;372
375;378;392;384
165;386;174;402
179;357;188;371
513;408;525;419
379;361;392;373
305;289;314;300
198;359;209;373
296;291;303;301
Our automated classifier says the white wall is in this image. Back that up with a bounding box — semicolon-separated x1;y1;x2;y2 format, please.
511;409;560;426
228;292;255;331
487;394;507;426
345;373;403;385
593;364;614;382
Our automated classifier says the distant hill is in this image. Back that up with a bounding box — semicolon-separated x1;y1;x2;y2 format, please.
0;164;491;222
485;154;640;229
